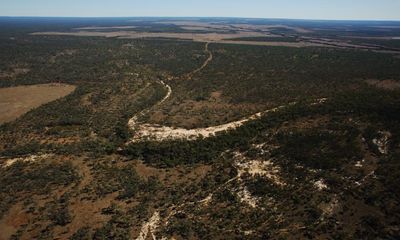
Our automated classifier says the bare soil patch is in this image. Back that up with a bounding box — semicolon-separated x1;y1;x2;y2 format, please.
0;204;28;240
0;84;76;124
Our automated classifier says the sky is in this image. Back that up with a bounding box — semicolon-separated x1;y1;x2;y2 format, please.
1;0;400;21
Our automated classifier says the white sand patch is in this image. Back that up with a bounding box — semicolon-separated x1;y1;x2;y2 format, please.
372;131;391;155
236;187;258;208
158;81;172;105
199;194;213;206
235;159;286;187
2;154;53;168
251;143;278;155
233;151;285;186
314;179;328;191
355;159;365;168
129;98;327;143
310;98;328;105
244;230;255;236
230;151;285;208
130;105;285;143
136;211;160;240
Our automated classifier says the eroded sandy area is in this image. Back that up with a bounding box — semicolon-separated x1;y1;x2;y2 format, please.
135;211;160;240
129;105;284;142
1;154;54;168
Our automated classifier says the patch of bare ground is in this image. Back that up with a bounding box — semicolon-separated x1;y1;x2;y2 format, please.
56;193;117;239
1;154;54;168
130;98;327;142
130;104;284;143
0;83;76;124
0;204;28;240
366;79;400;90
135;211;160;240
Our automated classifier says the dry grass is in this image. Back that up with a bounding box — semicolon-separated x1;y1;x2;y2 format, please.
0;84;76;124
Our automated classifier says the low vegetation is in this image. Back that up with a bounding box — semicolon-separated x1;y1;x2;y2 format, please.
0;18;400;239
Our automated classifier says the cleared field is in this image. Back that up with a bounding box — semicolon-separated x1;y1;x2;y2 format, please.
31;30;399;53
31;30;267;42
0;84;76;124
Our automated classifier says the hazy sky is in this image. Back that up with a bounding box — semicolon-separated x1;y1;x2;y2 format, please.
1;0;400;20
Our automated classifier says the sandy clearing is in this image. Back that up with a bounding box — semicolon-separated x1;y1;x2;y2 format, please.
135;211;160;240
230;151;285;208
233;151;286;186
235;159;286;187
236;187;258;208
199;194;213;206
0;204;28;240
129;98;327;143
0;83;76;124
129;104;286;143
314;179;328;191
1;154;54;168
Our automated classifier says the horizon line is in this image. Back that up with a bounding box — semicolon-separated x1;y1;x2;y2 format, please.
1;15;400;22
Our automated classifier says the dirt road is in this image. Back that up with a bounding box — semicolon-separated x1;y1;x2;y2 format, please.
185;42;213;79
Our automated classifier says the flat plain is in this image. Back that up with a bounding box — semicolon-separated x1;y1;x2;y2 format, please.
0;84;76;124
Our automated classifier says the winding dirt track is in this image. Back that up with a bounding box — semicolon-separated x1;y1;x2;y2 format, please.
128;81;171;130
185;42;213;79
127;42;326;143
